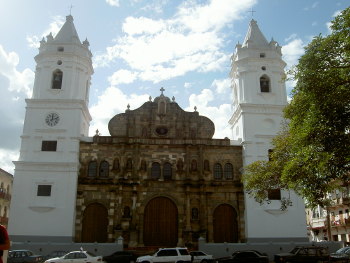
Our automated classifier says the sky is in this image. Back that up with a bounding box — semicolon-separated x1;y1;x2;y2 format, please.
0;0;347;174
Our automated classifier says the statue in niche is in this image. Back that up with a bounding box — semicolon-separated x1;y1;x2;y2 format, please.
191;160;197;171
140;160;147;171
126;158;132;170
191;207;199;220
177;159;183;171
123;206;131;218
204;160;210;171
113;158;120;171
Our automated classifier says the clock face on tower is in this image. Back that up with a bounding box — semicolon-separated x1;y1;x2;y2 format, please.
45;112;60;127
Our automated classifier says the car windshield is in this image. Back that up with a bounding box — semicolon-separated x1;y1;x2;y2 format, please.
290;248;300;254
335;247;350;254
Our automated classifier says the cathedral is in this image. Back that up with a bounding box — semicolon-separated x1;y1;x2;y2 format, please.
8;15;308;247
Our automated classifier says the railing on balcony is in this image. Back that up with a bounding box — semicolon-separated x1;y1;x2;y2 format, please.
331;217;350;226
0;217;8;224
0;192;11;200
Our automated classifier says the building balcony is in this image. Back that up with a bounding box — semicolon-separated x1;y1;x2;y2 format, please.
331;218;350;227
0;192;11;200
0;217;8;224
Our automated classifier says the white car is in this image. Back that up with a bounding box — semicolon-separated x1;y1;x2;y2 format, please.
44;251;103;263
190;251;214;263
136;248;191;263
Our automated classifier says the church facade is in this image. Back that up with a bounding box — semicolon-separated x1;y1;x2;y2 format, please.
8;15;307;246
76;93;244;246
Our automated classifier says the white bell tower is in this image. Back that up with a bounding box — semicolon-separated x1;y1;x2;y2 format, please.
229;20;307;242
8;15;93;242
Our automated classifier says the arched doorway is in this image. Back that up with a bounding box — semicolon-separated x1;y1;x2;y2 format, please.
213;204;238;243
81;203;108;242
143;197;178;246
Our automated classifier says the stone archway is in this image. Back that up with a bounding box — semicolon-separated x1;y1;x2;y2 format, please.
81;203;108;242
213;204;238;243
143;197;178;246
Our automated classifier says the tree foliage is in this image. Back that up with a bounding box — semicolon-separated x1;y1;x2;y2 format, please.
243;7;350;208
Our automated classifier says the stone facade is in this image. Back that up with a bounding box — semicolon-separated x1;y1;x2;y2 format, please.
75;93;245;247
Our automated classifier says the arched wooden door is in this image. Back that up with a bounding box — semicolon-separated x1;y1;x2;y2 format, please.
143;197;178;246
213;204;238;243
81;203;108;242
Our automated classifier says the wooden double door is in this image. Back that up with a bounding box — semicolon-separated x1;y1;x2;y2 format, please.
143;197;178;246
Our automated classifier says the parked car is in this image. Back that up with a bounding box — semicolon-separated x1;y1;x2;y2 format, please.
274;246;330;263
103;251;137;263
330;247;350;262
190;251;214;263
8;250;44;263
44;251;103;263
217;250;268;263
44;251;68;260
136;247;191;263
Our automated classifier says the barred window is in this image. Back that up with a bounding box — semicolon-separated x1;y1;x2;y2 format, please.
151;162;161;179
88;161;97;177
99;161;109;178
163;162;172;180
224;163;233;179
213;163;223;179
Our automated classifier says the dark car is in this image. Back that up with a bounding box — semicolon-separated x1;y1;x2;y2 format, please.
8;250;44;263
190;251;214;263
103;251;137;263
217;250;269;263
330;247;350;262
274;246;330;263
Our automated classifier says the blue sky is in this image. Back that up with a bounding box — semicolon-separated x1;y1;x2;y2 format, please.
0;0;347;174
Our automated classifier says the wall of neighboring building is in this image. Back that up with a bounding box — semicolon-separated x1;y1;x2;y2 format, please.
307;190;350;244
0;168;13;228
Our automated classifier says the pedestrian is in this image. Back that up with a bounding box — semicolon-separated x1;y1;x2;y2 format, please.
0;225;10;263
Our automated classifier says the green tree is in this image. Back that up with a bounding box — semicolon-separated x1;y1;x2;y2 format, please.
243;7;350;208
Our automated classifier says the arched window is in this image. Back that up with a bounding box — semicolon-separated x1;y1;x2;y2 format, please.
213;163;223;179
87;161;97;177
163;162;172;180
99;161;109;178
52;69;63;89
151;162;161;179
260;75;270;92
224;163;233;179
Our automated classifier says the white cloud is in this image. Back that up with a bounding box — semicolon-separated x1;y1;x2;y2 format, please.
108;69;138;85
94;0;257;82
89;86;149;136
106;0;120;7
211;78;231;94
186;89;231;139
26;16;65;48
0;45;34;97
282;37;305;69
0;150;19;175
0;46;34;174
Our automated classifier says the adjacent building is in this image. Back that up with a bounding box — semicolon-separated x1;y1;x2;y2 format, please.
8;15;308;246
307;189;350;244
0;168;13;228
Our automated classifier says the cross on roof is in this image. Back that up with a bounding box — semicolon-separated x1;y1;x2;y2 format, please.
248;8;256;17
69;4;74;15
160;87;165;95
